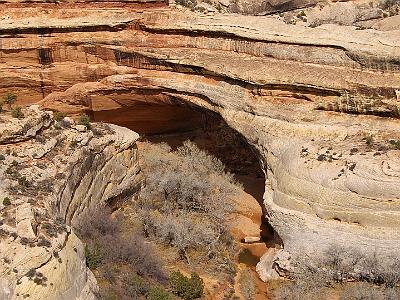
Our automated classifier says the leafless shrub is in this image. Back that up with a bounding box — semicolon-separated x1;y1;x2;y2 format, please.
140;210;230;265
139;141;237;220
358;253;400;287
340;283;398;300
274;281;327;300
74;206;120;240
74;206;166;282
138;141;239;269
277;245;400;300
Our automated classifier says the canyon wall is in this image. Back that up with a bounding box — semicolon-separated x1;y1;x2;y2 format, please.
0;106;141;299
1;0;400;287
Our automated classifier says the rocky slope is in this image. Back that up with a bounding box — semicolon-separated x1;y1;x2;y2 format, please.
0;106;141;299
1;0;400;288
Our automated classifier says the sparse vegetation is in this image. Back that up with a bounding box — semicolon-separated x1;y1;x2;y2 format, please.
365;135;374;147
78;114;91;129
340;283;397;300
147;286;174;300
170;271;204;300
11;106;24;119
350;147;358;155
69;140;79;149
3;197;11;206
379;0;400;13
175;0;197;9
17;176;31;187
4;92;17;109
84;243;103;269
54;111;66;122
389;139;400;150
0;100;4;113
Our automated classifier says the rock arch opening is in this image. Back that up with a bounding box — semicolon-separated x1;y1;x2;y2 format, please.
92;100;282;250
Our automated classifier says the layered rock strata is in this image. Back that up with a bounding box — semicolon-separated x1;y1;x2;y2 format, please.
0;106;141;299
1;4;400;283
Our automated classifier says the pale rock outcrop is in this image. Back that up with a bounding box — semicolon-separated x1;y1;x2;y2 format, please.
0;106;141;299
0;105;52;144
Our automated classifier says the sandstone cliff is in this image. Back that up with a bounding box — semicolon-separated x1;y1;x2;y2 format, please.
0;106;141;299
1;0;400;288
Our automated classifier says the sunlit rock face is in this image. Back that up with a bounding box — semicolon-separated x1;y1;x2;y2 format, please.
1;0;400;288
0;106;141;299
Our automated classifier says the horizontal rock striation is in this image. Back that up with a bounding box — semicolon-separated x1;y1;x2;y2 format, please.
0;106;141;299
1;3;400;284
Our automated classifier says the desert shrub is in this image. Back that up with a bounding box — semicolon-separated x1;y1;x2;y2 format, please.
78;114;91;129
4;93;17;109
141;210;231;264
147;286;174;300
138;141;239;267
379;0;400;10
11;106;24;119
54;111;66;122
125;273;150;298
0;154;4;160
17;176;31;187
365;135;374;146
170;271;204;300
389;140;400;150
3;197;11;206
239;269;256;300
274;281;326;300
85;243;103;269
275;245;400;300
175;0;197;9
75;206;120;241
69;140;79;149
36;235;52;247
140;141;237;218
0;100;4;113
340;283;399;300
75;206;166;281
102;234;166;280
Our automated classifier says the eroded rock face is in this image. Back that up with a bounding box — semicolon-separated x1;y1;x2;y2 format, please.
0;106;141;299
1;2;400;284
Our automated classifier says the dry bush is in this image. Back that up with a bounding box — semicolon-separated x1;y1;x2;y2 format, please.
75;206;120;240
138;141;239;268
74;206;166;282
274;281;329;300
274;245;400;300
291;245;400;287
139;141;237;217
340;283;399;300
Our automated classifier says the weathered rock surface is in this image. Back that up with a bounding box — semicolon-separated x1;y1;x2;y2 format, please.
1;1;400;287
0;106;141;299
0;105;52;144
